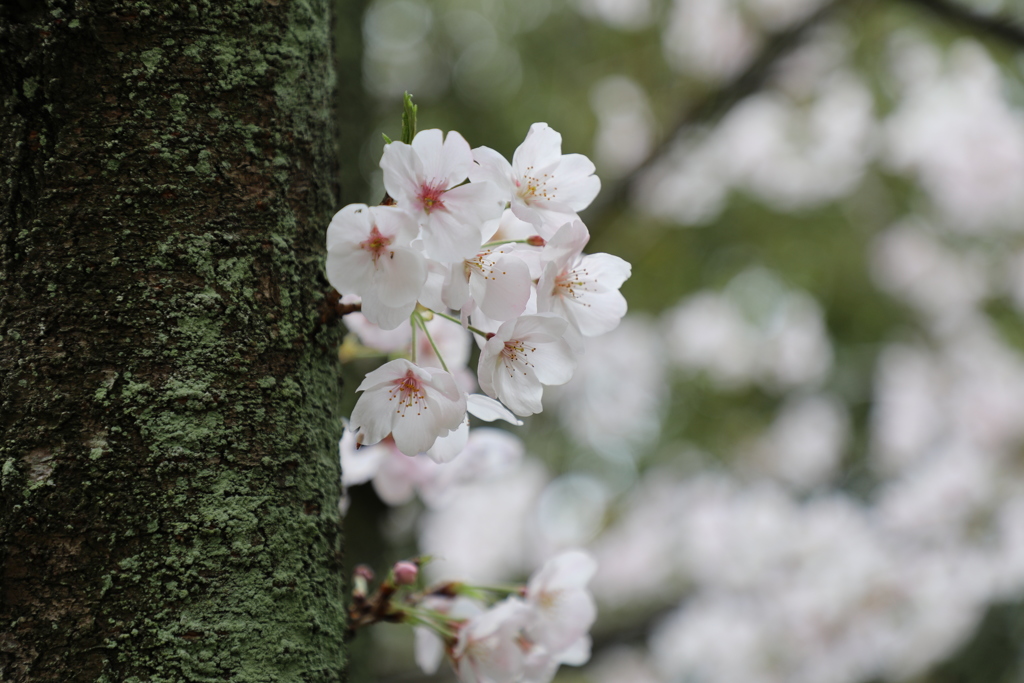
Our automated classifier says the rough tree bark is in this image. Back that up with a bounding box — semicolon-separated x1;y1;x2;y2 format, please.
0;1;350;680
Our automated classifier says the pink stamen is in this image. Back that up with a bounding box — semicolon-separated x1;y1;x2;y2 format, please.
419;181;447;213
360;226;392;263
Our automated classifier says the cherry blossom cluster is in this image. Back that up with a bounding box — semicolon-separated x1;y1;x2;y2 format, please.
327;117;631;460
348;551;597;683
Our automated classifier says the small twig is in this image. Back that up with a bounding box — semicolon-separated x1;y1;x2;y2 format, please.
588;0;854;222
319;287;361;327
897;0;1024;48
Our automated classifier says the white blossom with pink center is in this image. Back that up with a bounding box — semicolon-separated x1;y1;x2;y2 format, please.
452;598;533;683
524;550;598;655
471;122;601;233
348;358;467;456
381;128;505;263
442;244;534;322
325;204;426;330
477;314;577;417
537;220;631;337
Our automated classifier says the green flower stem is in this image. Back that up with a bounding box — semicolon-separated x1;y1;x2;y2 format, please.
430;310;490;339
409;314;418;364
413;313;449;373
401;92;418;144
393;603;461;640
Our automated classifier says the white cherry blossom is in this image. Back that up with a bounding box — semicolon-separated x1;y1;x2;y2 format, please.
348;358;467;456
537;220;631;337
477;314;577;417
382;129;504;262
524;550;598;654
325;204;426;330
471;122;601;233
442;245;534;322
452;598;533;683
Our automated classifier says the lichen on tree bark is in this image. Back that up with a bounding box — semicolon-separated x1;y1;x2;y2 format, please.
0;1;349;680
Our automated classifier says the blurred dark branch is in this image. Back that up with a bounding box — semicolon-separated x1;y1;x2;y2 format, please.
588;0;856;222
897;0;1024;48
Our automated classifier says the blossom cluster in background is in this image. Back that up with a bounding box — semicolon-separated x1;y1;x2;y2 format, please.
348;0;1024;682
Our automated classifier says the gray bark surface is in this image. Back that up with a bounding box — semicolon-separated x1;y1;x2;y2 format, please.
0;1;348;680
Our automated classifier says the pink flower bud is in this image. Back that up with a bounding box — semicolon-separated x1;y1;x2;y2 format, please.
393;560;419;585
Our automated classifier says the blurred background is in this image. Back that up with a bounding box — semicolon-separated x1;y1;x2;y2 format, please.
336;0;1024;681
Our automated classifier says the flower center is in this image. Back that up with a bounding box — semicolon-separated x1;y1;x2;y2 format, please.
464;250;497;283
556;267;590;303
501;339;537;376
388;371;428;417
360;226;392;263
536;589;560;612
516;165;556;205
419;181;447;213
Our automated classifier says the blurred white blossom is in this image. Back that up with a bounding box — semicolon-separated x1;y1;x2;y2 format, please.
740;393;849;490
665;269;833;391
885;38;1024;232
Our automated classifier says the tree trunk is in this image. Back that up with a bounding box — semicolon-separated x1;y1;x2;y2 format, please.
0;2;348;680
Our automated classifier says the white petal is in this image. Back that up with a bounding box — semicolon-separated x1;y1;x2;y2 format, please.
533;550;598;591
380;140;424;205
414;129;472;188
427;418;470;463
325;242;376;296
349;390;397;447
441;260;472;312
513;122;562;171
391;410;444;456
478;254;532;321
423;370;469;431
358;287;416;331
356;358;417;393
326;203;371;250
549;153;601;213
557;635;591;666
371;451;423;505
339;429;386;487
541;220;590;270
525;337;576;386
418;259;449;311
467;394;523;425
414;627;445;675
476;335;506;400
371;246;427;306
493;360;544;416
577;252;632;291
569;289;629;337
530;589;596;653
342;313;411;352
420;206;488;263
470;145;515;195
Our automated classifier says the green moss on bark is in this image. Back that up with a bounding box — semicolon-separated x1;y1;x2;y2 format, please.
0;1;350;680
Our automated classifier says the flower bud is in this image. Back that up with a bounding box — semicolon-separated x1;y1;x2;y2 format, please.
393;560;419;586
526;235;546;247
